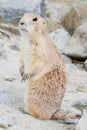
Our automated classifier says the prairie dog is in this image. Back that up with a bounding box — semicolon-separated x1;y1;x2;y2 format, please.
19;13;81;123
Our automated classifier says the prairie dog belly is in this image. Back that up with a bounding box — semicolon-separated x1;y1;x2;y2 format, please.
25;65;66;119
20;37;31;68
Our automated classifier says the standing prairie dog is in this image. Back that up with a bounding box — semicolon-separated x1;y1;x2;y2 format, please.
19;13;81;123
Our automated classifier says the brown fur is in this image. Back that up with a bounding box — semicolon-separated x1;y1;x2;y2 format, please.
19;13;81;122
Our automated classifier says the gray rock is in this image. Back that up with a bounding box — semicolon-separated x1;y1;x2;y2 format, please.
84;59;87;71
73;99;87;111
0;103;75;130
0;89;12;106
63;23;87;60
8;125;30;130
61;7;81;35
0;128;4;130
0;24;19;35
0;0;42;12
62;62;87;113
75;109;87;130
0;29;10;38
0;49;6;59
0;114;15;128
50;26;71;52
75;0;87;23
62;54;72;63
45;1;71;32
45;0;87;32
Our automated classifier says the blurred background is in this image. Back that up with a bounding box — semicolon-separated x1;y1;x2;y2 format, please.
0;0;87;130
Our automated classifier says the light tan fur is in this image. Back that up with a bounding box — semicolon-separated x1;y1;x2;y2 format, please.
19;13;81;122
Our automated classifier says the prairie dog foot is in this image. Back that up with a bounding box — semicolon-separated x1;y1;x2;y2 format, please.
52;111;81;124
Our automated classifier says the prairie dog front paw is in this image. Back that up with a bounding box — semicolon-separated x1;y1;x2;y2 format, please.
19;65;24;77
21;72;34;82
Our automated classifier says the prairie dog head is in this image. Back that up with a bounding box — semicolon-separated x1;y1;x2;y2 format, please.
19;13;47;37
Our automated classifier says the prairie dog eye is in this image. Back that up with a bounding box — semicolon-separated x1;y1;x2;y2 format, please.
33;17;38;21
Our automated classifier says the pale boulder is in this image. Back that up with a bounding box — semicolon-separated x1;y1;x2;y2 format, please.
50;26;71;52
45;2;71;32
0;103;74;130
84;59;87;71
75;110;87;130
61;7;80;35
63;23;87;60
74;0;87;23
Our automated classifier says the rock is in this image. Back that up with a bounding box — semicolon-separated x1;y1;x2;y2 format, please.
8;45;19;51
0;0;42;12
61;7;80;35
0;49;6;60
62;63;87;112
0;114;15;128
0;24;19;35
50;26;71;52
45;1;71;32
0;128;4;130
45;0;87;32
73;99;87;111
0;35;9;60
0;88;12;106
0;103;75;130
62;23;87;60
0;29;10;38
5;77;16;82
84;59;87;71
40;0;46;17
74;0;87;23
8;125;30;130
75;109;87;130
62;54;72;63
76;83;87;93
